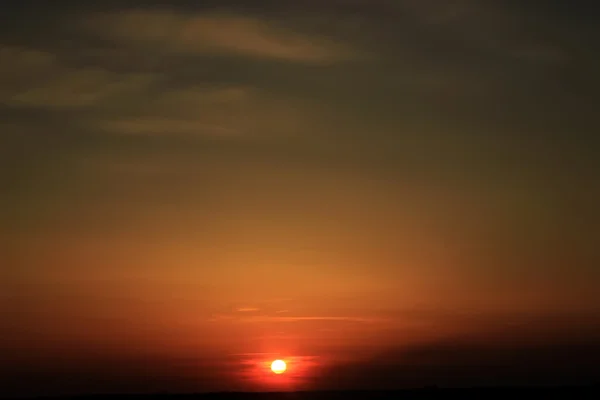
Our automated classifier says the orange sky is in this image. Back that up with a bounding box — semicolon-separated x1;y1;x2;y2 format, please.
2;0;600;396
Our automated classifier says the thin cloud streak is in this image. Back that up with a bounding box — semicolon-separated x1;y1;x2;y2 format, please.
84;10;354;64
209;314;388;324
98;117;241;137
0;45;156;109
270;316;384;323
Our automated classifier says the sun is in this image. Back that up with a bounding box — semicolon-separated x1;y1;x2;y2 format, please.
270;359;286;374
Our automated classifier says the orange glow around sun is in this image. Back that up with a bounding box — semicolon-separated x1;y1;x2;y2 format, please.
271;359;286;374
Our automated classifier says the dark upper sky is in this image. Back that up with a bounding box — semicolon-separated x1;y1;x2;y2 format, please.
2;0;600;397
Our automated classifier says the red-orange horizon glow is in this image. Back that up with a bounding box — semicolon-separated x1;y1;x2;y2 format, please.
229;353;325;392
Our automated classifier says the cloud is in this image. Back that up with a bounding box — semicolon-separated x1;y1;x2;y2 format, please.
98;117;241;137
269;316;383;323
93;84;313;138
0;46;56;78
0;44;317;139
209;313;386;325
10;69;154;109
236;307;260;312
0;45;156;109
95;85;252;137
84;10;352;64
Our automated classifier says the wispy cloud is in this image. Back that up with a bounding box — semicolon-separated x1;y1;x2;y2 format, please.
98;117;241;137
0;45;155;109
93;84;313;138
0;44;317;139
236;307;260;312
84;10;353;64
270;316;382;323
209;313;386;324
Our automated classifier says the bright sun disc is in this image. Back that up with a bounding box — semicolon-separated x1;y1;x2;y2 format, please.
271;359;286;374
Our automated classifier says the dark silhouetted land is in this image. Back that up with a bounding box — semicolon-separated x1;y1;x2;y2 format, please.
17;386;600;400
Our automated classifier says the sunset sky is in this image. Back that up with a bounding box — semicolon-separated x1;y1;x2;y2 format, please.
2;0;600;396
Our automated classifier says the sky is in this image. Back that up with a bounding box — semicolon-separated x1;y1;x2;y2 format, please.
2;0;600;396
